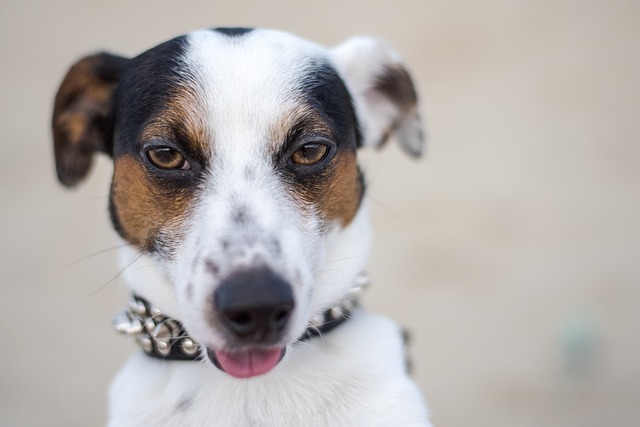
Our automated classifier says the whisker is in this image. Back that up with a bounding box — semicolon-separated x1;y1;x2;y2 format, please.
364;193;403;221
85;252;144;297
311;255;368;276
127;264;156;275
64;243;135;268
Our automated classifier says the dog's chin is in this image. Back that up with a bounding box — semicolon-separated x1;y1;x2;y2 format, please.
206;346;287;379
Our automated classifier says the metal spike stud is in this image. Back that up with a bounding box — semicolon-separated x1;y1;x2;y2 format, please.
181;338;198;356
129;299;147;316
113;312;132;334
151;323;172;344
143;318;156;334
136;336;153;353
156;340;171;356
342;298;355;311
126;318;143;335
310;313;325;328
354;273;371;288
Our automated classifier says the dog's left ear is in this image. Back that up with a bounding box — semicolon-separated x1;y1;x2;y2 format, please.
331;37;424;157
52;52;130;187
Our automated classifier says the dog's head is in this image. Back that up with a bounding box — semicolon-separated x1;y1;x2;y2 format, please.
53;28;423;378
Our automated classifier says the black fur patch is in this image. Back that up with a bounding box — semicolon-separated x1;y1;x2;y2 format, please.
110;35;190;158
213;27;254;37
107;36;203;250
299;60;361;150
275;60;360;169
276;59;366;220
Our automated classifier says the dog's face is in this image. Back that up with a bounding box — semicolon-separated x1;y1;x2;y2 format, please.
53;28;422;378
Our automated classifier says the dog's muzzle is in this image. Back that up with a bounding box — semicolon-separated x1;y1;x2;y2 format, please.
113;273;370;377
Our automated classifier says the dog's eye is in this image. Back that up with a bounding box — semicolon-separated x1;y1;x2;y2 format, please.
290;143;329;166
146;147;190;170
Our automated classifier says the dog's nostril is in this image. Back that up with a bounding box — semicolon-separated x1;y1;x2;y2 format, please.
227;311;255;328
270;305;293;331
229;312;253;326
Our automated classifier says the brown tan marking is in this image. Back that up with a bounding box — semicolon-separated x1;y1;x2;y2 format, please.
52;53;128;186
270;106;363;227
268;105;336;153
140;84;212;161
317;150;362;226
367;64;420;149
287;149;363;227
111;156;194;251
373;64;418;114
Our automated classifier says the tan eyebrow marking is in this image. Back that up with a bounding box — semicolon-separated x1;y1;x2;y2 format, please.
139;84;212;162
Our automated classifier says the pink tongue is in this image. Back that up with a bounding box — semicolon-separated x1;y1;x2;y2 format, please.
215;348;284;378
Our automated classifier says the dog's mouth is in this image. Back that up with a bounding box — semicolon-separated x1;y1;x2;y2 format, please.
113;275;369;376
206;346;286;378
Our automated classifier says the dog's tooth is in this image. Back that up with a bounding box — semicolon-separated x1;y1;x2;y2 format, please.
180;338;198;356
330;307;343;320
150;307;162;318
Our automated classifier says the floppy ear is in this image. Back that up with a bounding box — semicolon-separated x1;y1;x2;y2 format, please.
52;52;129;187
330;37;424;157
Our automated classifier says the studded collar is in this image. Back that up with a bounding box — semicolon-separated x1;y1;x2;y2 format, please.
113;273;370;361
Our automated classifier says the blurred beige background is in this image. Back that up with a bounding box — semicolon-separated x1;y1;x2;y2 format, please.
1;0;639;426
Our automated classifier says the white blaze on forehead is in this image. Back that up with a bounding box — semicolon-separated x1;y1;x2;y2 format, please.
178;29;328;275
185;29;327;163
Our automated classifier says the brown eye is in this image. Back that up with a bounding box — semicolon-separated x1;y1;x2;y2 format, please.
290;143;329;166
146;147;190;170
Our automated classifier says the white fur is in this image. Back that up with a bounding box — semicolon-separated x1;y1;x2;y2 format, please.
109;312;427;426
109;29;430;426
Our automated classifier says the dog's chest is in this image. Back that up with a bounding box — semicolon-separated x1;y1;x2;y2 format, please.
108;312;430;427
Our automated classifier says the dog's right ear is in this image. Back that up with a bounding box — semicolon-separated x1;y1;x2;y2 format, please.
331;37;424;157
52;52;129;187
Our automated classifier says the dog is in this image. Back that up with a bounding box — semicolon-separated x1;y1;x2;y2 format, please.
53;27;430;426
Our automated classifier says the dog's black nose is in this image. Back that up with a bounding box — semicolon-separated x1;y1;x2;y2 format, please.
214;268;294;342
